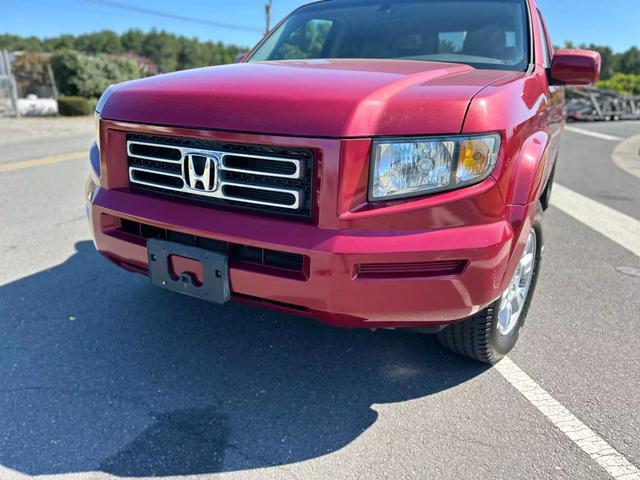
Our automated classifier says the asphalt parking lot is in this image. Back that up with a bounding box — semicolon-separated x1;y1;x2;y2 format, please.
0;117;639;480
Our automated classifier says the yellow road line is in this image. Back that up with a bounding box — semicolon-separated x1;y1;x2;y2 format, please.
0;150;86;173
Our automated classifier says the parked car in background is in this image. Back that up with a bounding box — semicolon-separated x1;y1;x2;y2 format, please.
86;0;600;364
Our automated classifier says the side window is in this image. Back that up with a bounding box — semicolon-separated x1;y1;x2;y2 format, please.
275;19;334;60
536;10;552;67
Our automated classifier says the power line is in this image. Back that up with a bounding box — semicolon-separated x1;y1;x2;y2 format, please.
83;0;263;33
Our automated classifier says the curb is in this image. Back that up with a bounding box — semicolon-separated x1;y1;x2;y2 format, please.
613;133;640;180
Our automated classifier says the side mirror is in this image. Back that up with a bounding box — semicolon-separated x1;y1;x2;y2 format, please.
549;49;601;86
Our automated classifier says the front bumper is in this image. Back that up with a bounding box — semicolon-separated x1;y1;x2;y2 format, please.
87;181;528;328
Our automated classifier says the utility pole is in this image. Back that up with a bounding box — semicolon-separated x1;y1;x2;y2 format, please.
265;0;272;35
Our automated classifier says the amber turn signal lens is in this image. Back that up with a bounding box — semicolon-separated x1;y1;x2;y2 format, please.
456;137;499;184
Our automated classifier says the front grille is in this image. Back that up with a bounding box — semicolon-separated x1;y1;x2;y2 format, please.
126;134;314;221
119;219;306;273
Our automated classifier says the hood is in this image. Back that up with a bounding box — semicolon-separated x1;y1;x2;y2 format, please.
101;59;518;138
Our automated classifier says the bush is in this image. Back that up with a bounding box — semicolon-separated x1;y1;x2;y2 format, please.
51;50;152;98
57;96;94;116
597;73;640;96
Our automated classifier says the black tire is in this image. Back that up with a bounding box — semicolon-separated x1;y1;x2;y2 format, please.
540;162;556;211
437;206;544;364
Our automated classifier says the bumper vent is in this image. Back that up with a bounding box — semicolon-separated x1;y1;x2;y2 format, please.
356;260;467;279
126;134;314;221
119;219;306;274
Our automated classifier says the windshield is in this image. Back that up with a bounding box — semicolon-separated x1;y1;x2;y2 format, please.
249;0;530;71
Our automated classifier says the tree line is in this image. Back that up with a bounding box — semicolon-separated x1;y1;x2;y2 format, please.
0;29;247;73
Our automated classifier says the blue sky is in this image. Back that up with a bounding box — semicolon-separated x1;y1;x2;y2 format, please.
2;0;638;52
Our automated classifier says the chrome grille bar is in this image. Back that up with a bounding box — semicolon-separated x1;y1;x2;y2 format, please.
127;140;302;178
127;139;303;210
130;166;183;180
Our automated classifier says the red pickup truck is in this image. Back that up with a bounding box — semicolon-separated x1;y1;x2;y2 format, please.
86;0;600;364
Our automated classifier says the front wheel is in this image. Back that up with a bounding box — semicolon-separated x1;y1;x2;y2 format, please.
437;209;543;364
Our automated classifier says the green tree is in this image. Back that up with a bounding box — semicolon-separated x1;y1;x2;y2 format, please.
122;29;146;54
44;34;76;51
618;47;640;75
177;37;207;70
74;30;123;54
0;34;44;52
142;29;180;72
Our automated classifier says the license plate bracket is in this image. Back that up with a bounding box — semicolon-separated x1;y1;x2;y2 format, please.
147;238;230;304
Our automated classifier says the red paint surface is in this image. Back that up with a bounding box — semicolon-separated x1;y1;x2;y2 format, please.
100;60;515;138
88;0;599;328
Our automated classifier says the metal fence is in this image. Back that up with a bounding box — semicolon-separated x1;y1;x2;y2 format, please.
0;50;20;117
0;50;61;117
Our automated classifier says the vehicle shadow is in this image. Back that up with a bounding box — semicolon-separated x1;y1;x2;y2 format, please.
0;241;489;477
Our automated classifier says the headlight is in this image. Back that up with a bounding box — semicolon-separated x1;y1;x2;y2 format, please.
369;134;500;201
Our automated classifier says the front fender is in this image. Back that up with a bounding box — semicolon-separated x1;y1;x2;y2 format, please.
501;131;549;206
